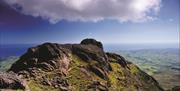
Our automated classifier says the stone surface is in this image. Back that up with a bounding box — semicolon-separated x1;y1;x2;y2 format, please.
80;38;103;49
0;72;29;91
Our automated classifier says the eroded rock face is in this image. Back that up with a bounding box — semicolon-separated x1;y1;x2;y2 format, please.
72;44;112;79
6;39;164;91
9;43;71;76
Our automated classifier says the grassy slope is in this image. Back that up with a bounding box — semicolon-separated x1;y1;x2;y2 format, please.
0;54;164;91
22;54;162;91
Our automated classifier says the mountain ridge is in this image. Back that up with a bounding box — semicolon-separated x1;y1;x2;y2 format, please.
0;39;164;91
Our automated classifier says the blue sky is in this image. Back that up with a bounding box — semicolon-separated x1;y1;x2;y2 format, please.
0;0;179;45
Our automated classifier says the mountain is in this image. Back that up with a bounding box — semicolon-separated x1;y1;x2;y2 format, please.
0;39;164;91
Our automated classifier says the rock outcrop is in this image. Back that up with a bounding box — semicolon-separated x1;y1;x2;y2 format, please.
80;38;103;49
0;72;29;91
1;39;164;91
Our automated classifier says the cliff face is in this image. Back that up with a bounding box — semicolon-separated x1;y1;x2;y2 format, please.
5;39;164;91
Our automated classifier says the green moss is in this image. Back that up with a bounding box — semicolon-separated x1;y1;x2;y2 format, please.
108;62;125;90
24;53;158;91
68;67;91;90
129;64;140;74
108;63;118;84
68;55;90;90
68;54;107;90
71;55;88;66
108;71;116;85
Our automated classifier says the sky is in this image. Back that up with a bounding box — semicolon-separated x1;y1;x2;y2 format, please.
0;0;179;45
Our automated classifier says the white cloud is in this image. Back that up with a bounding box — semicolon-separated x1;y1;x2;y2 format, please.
4;0;161;24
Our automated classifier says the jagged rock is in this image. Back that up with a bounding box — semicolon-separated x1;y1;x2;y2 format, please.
37;62;54;71
80;38;103;49
59;86;69;91
79;67;91;77
73;51;91;62
87;81;108;91
89;65;108;80
0;72;29;91
9;43;71;76
41;76;52;86
72;44;111;73
106;52;128;68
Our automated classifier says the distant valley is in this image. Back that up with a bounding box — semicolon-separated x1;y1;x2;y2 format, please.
112;48;180;90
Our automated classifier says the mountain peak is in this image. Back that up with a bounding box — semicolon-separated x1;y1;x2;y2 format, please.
1;39;164;91
80;38;103;49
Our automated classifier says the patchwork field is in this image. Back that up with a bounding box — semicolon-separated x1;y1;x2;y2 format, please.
114;48;180;90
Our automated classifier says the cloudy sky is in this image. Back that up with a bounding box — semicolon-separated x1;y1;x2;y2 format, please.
0;0;179;45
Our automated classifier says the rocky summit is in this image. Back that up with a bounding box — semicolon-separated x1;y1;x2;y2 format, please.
1;39;164;91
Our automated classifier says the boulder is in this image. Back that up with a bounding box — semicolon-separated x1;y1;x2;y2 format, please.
80;38;103;49
87;81;108;91
89;65;108;80
0;72;29;90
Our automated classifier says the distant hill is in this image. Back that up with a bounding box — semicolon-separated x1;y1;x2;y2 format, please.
0;39;164;91
0;56;19;71
114;48;180;90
